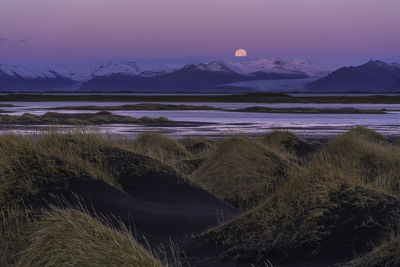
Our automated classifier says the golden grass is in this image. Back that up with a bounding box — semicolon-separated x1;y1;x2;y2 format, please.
0;206;33;266
129;132;189;161
17;207;163;267
0;203;165;267
182;136;216;155
191;135;299;209
2;128;400;265
204;155;400;261
259;130;320;160
200;128;400;263
320;127;400;196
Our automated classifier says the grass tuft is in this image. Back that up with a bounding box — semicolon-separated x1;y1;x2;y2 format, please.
191;135;298;209
17;206;163;267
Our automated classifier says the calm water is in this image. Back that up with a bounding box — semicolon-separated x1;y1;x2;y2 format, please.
1;101;400;138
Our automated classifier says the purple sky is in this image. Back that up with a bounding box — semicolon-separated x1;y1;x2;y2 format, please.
1;0;400;63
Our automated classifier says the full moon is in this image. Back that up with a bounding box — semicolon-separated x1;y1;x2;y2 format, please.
235;49;247;57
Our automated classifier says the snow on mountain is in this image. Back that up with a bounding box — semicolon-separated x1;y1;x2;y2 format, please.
224;57;323;76
364;60;400;70
191;61;235;73
1;57;326;85
289;59;326;76
140;70;169;77
57;61;144;81
92;61;142;77
0;63;64;79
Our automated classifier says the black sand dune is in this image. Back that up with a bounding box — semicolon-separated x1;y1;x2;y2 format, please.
61;177;237;245
48;147;238;244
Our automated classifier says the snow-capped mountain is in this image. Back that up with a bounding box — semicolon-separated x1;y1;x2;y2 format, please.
60;57;325;82
183;61;236;73
224;57;323;76
0;57;328;92
0;63;77;91
78;59;311;92
92;61;142;77
0;63;65;79
62;61;147;81
139;70;169;77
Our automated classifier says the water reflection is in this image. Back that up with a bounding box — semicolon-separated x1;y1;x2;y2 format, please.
0;101;399;138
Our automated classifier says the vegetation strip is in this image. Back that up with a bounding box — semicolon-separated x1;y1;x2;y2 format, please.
51;103;388;114
0;111;175;125
2;92;400;103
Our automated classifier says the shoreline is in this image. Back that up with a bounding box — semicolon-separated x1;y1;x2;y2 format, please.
2;92;400;104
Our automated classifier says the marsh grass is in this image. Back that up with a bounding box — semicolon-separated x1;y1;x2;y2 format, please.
0;201;166;267
182;136;216;156
0;111;171;125
2;128;400;265
3;92;400;103
259;130;321;160
50;103;386;114
52;103;218;111
17;207;164;267
191;135;299;209
129;132;190;162
320;127;400;196
0;131;121;210
199;128;400;264
204;156;400;262
0;205;33;266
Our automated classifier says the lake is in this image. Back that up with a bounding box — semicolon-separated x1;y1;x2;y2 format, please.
1;101;400;138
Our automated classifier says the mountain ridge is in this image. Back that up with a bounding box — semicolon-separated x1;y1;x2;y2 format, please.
307;60;400;92
77;59;310;92
0;63;78;91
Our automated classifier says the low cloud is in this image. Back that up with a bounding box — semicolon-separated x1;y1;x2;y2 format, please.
19;39;28;43
0;38;7;42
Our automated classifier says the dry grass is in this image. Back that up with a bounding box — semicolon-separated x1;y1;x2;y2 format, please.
191;135;298;209
182;136;216;156
353;225;400;267
320;127;400;196
200;128;400;264
17;207;164;267
2;128;400;265
0;131;120;209
259;130;321;159
0;131;190;266
129;132;190;161
203;156;400;262
0;206;33;266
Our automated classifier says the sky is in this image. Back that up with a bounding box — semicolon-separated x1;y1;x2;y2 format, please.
1;0;400;65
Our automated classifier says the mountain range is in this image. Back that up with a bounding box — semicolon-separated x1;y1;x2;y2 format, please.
0;63;78;91
307;60;400;92
78;59;317;91
0;58;324;92
1;58;400;92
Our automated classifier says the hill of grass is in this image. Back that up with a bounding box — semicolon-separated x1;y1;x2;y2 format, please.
2;129;400;266
191;136;299;209
0;131;236;266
